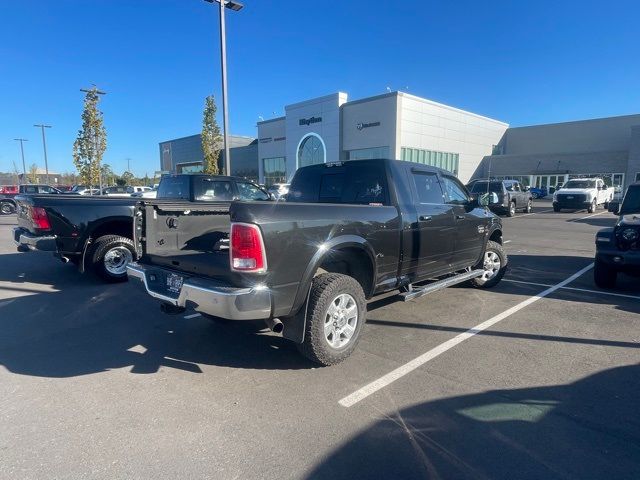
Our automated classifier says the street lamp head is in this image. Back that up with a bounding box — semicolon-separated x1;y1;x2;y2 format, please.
204;0;244;10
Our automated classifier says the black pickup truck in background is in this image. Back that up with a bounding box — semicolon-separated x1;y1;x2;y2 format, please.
12;175;272;282
1;184;63;214
594;182;640;288
128;159;507;365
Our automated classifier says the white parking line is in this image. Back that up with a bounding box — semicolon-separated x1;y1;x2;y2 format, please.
338;263;595;408
503;278;640;301
508;208;555;219
504;240;512;244
575;211;608;221
184;313;202;319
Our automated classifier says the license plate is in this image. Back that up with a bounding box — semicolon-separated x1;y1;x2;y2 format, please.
166;273;184;293
566;196;574;199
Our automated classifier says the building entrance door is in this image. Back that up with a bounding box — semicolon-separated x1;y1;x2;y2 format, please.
534;175;566;193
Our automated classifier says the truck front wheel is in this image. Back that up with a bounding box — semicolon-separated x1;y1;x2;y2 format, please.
297;273;367;366
90;235;136;283
470;241;507;288
594;258;616;289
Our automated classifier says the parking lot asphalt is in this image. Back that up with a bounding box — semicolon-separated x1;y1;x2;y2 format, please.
1;200;639;480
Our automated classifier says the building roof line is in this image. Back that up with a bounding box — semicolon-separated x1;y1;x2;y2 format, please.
509;113;640;130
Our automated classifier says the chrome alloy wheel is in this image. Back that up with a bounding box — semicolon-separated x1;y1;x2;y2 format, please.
482;250;501;281
103;246;133;276
324;293;358;349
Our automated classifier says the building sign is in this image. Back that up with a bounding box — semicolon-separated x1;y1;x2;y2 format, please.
299;116;322;126
274;136;286;142
259;137;273;143
356;121;381;131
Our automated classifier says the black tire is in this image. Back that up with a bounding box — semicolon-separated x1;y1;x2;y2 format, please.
297;273;367;366
1;202;15;215
507;201;516;217
89;235;136;283
588;199;596;214
594;258;616;289
553;205;561;212
470;240;508;289
524;199;533;213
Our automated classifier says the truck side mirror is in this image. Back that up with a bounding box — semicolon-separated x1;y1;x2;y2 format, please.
608;201;619;214
479;192;498;207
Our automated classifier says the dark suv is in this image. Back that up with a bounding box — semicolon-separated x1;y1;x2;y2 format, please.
594;183;640;288
467;179;533;217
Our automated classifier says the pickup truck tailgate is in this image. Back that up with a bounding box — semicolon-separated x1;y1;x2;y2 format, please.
136;200;232;279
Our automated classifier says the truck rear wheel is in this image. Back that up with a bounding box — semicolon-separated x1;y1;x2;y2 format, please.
297;273;366;366
90;235;136;283
594;258;616;289
470;241;507;288
1;202;15;215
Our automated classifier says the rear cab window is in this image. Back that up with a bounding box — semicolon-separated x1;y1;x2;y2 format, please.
288;162;389;205
194;178;234;201
157;176;190;199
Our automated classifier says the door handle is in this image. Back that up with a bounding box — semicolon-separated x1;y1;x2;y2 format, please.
456;215;466;220
419;215;432;222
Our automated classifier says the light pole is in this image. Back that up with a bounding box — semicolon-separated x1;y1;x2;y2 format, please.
34;124;52;185
204;0;244;176
13;138;28;183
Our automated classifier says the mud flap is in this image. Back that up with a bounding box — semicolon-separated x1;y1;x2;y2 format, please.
282;286;312;344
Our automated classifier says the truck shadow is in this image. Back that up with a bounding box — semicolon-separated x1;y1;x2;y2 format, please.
0;252;314;378
305;364;640;480
568;216;618;228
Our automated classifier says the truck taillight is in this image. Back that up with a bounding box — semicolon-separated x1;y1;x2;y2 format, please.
31;207;51;230
230;223;266;272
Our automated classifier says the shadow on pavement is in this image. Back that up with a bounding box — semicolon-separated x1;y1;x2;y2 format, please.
0;252;314;378
568;216;618;228
306;364;640;480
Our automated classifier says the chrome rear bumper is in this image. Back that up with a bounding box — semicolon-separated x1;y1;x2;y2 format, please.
127;262;271;320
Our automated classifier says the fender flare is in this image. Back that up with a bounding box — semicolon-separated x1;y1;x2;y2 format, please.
282;235;377;344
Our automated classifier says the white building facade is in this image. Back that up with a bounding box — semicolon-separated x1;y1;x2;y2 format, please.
256;91;509;185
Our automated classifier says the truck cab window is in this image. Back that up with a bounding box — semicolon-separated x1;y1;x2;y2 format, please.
157;176;190;199
237;182;269;201
442;176;469;205
412;172;444;204
197;180;234;201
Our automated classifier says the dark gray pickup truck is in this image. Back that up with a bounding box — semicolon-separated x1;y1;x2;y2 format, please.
594;182;640;288
12;175;271;282
128;159;507;365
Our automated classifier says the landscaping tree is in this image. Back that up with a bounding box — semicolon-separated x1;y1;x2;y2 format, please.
101;163;114;186
201;95;222;175
28;163;39;183
72;87;107;189
121;171;134;185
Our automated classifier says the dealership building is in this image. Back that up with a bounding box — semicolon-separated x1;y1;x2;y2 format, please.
159;91;640;191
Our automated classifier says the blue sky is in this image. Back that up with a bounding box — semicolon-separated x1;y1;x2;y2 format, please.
1;0;639;177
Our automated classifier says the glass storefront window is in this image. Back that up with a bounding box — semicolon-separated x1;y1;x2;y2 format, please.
298;134;325;168
347;146;390;160
263;157;286;186
400;147;459;176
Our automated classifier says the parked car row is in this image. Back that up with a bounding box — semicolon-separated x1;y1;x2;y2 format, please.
10;159;508;365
